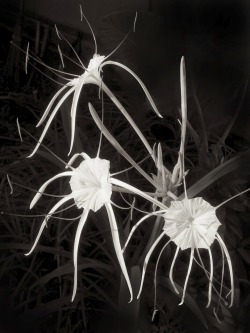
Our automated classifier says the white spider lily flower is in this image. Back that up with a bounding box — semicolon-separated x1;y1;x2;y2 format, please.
130;187;250;309
25;153;165;302
28;15;162;158
25;153;133;302
161;197;231;308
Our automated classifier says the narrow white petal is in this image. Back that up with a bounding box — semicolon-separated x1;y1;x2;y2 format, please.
169;247;180;294
89;103;158;187
105;203;133;302
101;61;162;118
69;77;87;155
110;178;166;210
28;86;75;158
98;82;155;161
16;118;23;142
25;195;73;256
122;214;152;253
71;209;89;301
37;85;68;126
179;248;194;305
137;231;165;299
216;187;250;209
7;174;13;195
206;247;214;308
153;239;171;312
216;234;234;307
30;171;73;208
66;152;90;169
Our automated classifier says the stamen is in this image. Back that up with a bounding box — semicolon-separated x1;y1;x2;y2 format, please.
16;118;23;142
21;126;70;168
58;44;65;68
119;193;148;215
216;187;250;209
79;4;97;55
194;248;229;302
110;154;151;176
105;12;139;61
25;42;29;74
1;209;82;221
6;175;13;194
213;307;222;324
55;24;86;70
133;12;138;32
54;24;62;40
110;201;130;210
7;179;67;198
59;52;84;69
11;41;75;81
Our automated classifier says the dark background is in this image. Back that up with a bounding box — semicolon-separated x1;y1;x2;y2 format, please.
1;1;250;333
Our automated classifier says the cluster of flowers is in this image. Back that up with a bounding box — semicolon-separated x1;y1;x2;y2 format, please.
20;10;249;319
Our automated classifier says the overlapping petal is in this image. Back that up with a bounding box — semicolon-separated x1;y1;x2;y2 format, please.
163;198;221;250
69;157;112;212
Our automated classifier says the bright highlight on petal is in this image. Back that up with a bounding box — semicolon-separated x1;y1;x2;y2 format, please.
163;198;221;250
69;157;112;212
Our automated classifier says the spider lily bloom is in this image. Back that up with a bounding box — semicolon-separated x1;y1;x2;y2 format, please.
130;187;250;309
25;152;165;302
28;13;162;158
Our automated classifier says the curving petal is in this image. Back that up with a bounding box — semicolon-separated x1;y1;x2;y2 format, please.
110;178;166;210
98;82;155;161
101;61;162;118
30;171;74;208
37;85;68;127
105;203;133;302
216;234;234;307
169;247;180;294
28;86;76;158
179;248;194;305
206;247;214;308
25;195;73;256
137;232;165;299
89;102;159;187
69;76;88;155
153;239;171;313
122;214;153;253
71;208;89;301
